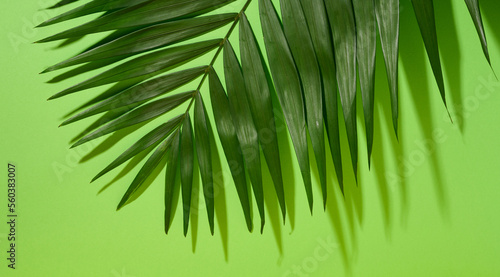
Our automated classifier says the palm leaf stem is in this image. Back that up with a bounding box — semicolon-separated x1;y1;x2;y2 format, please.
184;0;253;114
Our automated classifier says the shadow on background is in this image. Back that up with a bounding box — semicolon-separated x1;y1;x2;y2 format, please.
262;157;284;256
436;0;464;133
325;140;353;275
399;0;450;220
482;0;500;64
210;125;229;262
336;103;361;268
372;43;399;239
271;85;297;232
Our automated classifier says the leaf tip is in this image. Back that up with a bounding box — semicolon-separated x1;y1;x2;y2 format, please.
35;21;49;28
47;94;59;101
70;140;83;149
40;67;54;74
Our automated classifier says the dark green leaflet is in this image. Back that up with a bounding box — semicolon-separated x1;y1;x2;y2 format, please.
411;0;447;107
43;14;236;72
165;132;180;234
280;0;327;207
464;0;491;64
208;68;252;232
239;12;286;222
61;66;206;126
39;0;494;236
117;133;176;210
194;93;215;235
72;92;192;147
223;40;265;232
353;0;377;166
260;0;313;211
324;0;359;179
70;102;143;142
40;0;151;27
300;0;344;192
180;115;194;236
375;0;400;137
48;39;220;99
37;0;236;42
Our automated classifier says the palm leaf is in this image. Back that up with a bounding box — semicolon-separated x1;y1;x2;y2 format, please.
353;0;377;166
38;0;494;236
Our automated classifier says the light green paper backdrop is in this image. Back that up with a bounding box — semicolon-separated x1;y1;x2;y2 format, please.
1;0;500;276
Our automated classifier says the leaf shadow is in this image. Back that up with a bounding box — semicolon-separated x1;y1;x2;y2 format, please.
261;154;284;256
335;99;361;266
399;0;450;220
273;105;297;232
371;43;401;237
210;125;229;262
436;0;465;133
325;140;353;275
482;0;500;65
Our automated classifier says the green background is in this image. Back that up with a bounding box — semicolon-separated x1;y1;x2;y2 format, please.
1;0;500;276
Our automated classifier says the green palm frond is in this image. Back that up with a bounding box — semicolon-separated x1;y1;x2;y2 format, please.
37;0;493;235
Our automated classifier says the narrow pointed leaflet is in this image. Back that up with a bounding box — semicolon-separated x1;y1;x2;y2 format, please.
180;115;194;236
375;0;400;137
165;132;181;234
223;41;265;232
300;0;344;192
353;0;377;166
411;0;447;108
280;0;327;207
239;13;286;222
259;0;313;211
194;93;215;235
324;0;359;180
